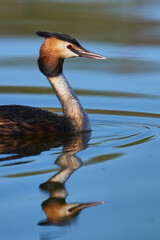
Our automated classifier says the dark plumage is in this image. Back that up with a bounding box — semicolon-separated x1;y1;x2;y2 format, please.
38;58;64;77
0;105;71;135
36;31;83;49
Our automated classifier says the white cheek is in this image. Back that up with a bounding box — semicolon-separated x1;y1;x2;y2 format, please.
62;43;78;58
65;50;78;58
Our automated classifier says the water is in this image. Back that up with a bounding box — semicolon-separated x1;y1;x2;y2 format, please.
0;0;160;239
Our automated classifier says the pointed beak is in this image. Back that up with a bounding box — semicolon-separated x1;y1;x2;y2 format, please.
68;201;105;213
71;48;107;60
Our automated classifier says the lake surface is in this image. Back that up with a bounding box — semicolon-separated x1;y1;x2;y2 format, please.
0;0;160;239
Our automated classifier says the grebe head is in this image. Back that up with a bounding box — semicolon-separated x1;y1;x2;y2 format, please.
36;31;107;77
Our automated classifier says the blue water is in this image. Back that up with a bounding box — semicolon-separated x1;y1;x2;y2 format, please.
1;0;160;239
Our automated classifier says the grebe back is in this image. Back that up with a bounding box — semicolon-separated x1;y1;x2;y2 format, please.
0;31;107;135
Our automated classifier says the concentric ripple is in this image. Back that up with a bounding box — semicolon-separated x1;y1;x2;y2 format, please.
83;111;160;166
91;119;155;149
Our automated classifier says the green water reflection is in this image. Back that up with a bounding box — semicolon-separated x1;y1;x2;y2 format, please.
1;86;160;99
0;0;160;45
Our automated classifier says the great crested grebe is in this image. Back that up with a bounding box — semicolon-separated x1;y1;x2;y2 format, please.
0;31;106;135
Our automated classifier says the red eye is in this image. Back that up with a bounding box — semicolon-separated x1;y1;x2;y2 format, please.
68;208;73;212
67;44;72;49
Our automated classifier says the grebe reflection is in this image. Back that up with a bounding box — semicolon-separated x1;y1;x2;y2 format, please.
38;132;105;226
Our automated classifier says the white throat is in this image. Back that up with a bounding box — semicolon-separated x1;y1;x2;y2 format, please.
47;73;91;132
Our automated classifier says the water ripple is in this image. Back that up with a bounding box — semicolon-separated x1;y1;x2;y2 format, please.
0;110;160;177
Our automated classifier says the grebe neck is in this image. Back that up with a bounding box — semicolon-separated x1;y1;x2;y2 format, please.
47;74;91;132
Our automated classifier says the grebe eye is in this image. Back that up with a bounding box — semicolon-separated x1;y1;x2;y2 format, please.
67;44;72;50
68;208;73;212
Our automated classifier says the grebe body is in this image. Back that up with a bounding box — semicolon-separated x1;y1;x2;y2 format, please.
0;32;106;135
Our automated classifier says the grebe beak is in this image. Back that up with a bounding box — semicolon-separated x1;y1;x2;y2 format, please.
68;201;105;213
71;48;107;60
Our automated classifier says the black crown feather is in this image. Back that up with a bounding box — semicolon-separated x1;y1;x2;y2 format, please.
36;31;82;48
